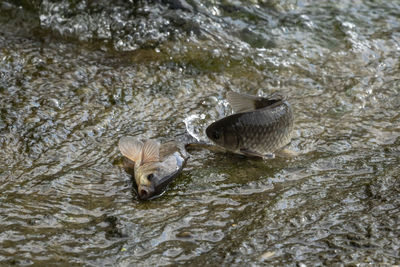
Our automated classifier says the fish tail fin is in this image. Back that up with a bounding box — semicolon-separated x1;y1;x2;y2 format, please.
227;91;285;113
226;91;258;113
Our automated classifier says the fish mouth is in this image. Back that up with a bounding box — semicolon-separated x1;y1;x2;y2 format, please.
205;124;216;140
137;175;174;200
137;185;155;200
136;172;181;200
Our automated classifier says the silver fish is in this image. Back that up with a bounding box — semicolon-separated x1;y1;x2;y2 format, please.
205;91;294;159
118;137;188;200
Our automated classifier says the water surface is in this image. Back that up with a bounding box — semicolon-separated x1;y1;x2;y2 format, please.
0;0;399;265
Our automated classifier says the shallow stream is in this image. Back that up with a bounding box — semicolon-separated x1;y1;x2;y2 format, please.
0;0;399;265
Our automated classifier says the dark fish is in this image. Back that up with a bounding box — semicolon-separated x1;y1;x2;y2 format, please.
118;137;188;200
205;91;294;159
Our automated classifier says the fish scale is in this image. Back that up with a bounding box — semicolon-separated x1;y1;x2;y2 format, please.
241;110;288;150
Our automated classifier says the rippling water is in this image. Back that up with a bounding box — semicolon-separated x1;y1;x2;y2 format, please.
1;0;399;265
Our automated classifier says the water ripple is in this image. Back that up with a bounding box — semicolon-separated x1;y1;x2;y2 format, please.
1;0;400;265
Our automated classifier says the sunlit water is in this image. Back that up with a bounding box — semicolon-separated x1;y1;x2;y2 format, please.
0;0;399;265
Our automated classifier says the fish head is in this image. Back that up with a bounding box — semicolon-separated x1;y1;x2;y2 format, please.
135;163;160;200
135;160;180;200
206;119;239;151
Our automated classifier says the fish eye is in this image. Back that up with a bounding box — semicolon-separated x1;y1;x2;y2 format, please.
212;130;220;140
147;173;154;181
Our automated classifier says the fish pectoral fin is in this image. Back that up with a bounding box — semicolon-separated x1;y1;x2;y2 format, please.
275;148;298;158
118;137;144;163
226;91;258;113
262;153;275;159
141;139;160;164
239;148;270;158
185;143;226;153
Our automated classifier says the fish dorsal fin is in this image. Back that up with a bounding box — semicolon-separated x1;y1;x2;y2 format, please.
118;137;144;164
227;91;259;113
227;91;284;113
141;139;160;164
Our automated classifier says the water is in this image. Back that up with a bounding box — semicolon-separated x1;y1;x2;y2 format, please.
1;0;399;265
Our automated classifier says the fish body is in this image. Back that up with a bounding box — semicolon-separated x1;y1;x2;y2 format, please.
118;137;188;200
205;92;294;158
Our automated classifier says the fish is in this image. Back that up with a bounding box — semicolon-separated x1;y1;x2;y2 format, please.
205;91;294;159
118;137;188;200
